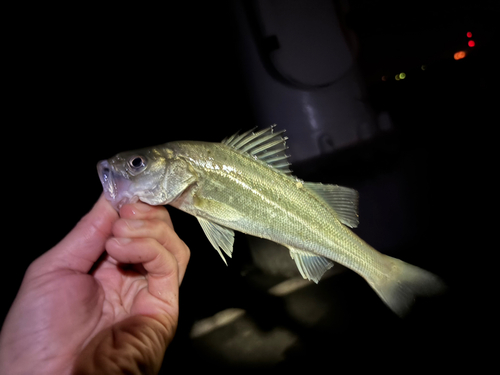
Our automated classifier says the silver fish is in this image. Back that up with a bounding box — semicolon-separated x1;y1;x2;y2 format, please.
97;126;444;316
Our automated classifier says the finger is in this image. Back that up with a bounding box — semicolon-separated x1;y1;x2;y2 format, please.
119;202;173;229
105;237;180;305
111;218;190;284
30;194;118;276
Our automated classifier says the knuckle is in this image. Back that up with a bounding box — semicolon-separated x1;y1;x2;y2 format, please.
183;242;191;259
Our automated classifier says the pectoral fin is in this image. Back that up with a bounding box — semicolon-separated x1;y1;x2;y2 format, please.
197;217;235;265
288;247;334;283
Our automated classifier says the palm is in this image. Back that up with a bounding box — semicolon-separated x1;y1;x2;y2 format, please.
92;254;165;325
14;256;155;364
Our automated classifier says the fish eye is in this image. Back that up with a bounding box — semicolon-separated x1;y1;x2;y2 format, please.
128;155;147;174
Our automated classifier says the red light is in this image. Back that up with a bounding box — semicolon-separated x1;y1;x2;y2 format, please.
467;32;472;38
468;40;475;47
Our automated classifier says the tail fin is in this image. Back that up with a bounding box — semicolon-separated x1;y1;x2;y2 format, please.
366;256;446;317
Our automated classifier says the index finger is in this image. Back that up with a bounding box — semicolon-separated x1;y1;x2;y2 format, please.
119;202;173;229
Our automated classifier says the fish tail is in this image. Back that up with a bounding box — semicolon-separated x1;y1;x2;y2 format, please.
366;256;446;317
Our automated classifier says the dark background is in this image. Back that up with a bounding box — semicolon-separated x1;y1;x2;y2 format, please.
3;0;496;373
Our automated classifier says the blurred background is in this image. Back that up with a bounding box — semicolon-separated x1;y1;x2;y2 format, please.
3;0;496;373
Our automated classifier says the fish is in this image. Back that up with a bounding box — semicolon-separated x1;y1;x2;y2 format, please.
97;125;445;316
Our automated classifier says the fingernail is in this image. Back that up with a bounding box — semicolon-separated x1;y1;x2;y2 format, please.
115;237;132;245
126;219;145;229
134;203;151;213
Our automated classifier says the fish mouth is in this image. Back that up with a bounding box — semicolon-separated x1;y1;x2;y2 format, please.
97;160;135;210
97;160;117;200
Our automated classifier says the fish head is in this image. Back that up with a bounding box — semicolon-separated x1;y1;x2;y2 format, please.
97;147;171;210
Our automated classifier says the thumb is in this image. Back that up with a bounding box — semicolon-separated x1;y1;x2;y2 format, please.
31;194;119;275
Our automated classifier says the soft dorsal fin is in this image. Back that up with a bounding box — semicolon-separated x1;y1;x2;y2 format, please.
222;125;292;174
304;182;360;228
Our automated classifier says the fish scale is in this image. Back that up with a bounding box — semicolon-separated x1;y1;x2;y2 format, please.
170;140;384;280
98;126;445;316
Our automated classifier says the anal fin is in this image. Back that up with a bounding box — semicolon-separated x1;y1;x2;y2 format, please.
288;247;334;283
197;218;235;265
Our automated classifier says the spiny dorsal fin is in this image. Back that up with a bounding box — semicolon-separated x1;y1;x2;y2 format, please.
222;125;292;174
304;182;360;228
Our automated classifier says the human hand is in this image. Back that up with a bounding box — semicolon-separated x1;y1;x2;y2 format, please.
0;195;190;375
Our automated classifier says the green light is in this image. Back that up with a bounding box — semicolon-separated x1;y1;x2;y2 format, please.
399;72;406;79
421;65;426;70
